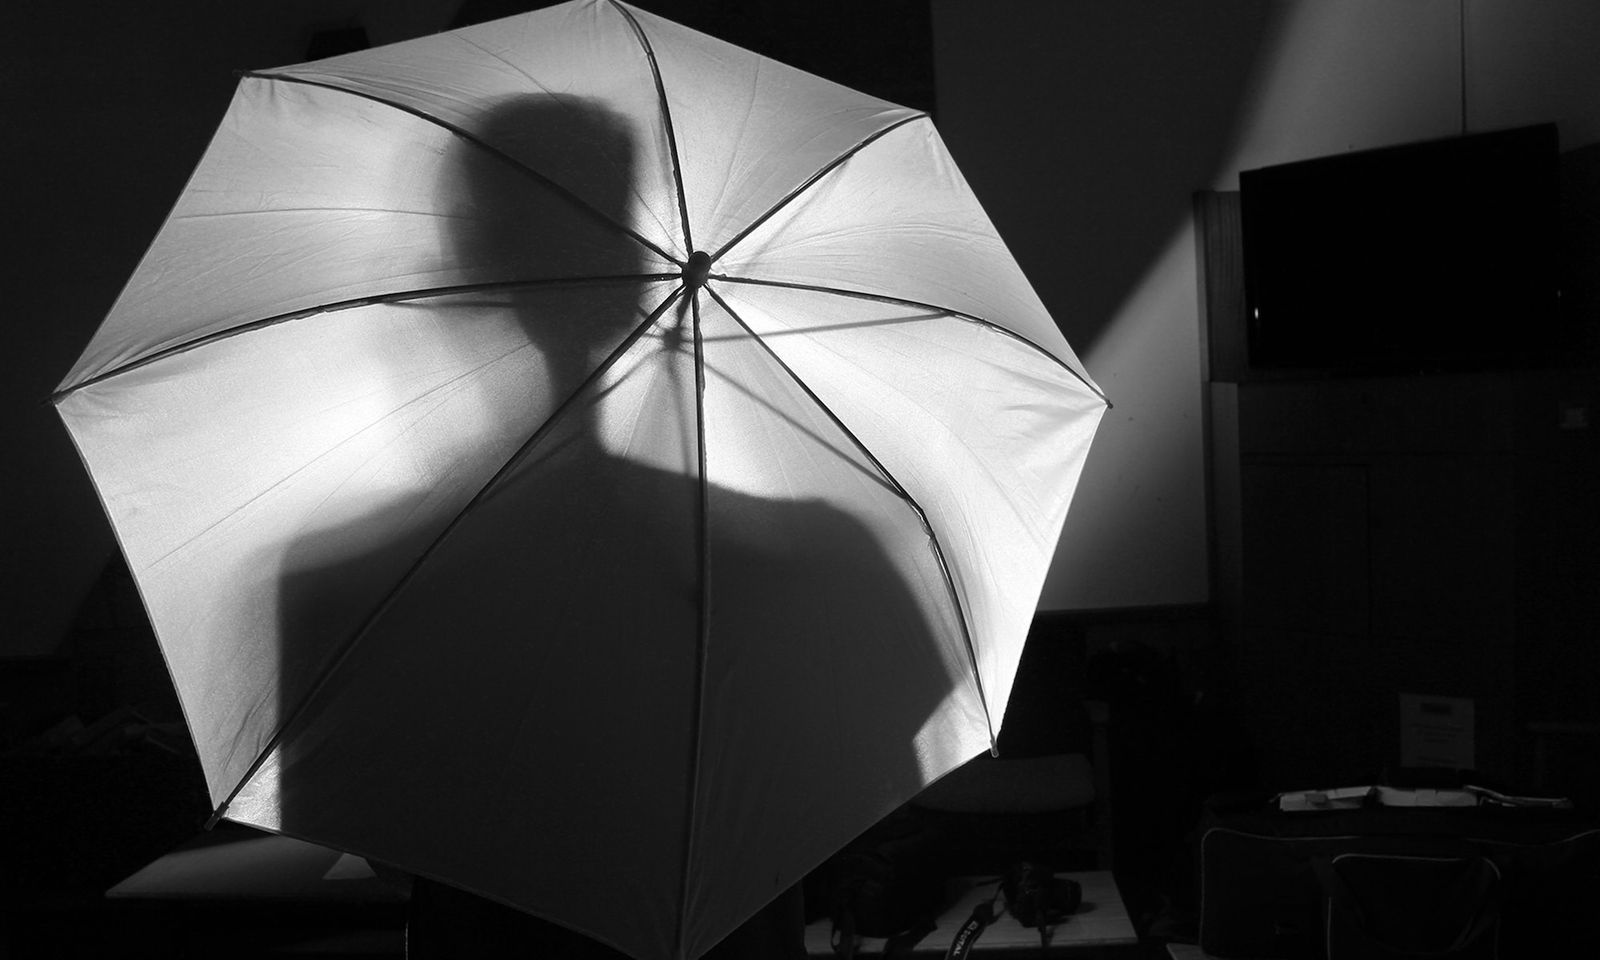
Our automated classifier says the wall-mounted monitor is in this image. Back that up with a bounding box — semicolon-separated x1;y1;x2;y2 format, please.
1241;124;1561;376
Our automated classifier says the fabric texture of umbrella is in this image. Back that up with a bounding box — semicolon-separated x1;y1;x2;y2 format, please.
52;2;1107;957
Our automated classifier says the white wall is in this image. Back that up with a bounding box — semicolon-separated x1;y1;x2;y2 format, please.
933;0;1600;611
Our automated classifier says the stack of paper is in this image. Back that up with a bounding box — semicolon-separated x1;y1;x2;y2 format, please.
1276;783;1573;812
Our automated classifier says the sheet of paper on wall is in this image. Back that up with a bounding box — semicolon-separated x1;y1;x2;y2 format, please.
1399;693;1475;770
1277;780;1572;812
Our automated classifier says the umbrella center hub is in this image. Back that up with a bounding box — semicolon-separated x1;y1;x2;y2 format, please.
682;251;712;291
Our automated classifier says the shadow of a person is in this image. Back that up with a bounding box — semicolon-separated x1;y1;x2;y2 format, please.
261;93;980;960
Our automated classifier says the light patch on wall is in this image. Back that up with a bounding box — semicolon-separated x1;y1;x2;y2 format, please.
1040;224;1210;610
1214;0;1461;188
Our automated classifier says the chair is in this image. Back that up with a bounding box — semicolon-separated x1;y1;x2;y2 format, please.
909;614;1112;875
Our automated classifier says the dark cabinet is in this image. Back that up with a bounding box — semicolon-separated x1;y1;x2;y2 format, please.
1199;193;1599;796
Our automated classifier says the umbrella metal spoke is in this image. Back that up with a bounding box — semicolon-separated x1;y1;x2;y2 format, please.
607;0;696;257
705;285;998;755
708;113;927;265
452;27;684;250
713;274;1112;407
207;283;687;827
50;274;681;405
680;287;711;959
698;361;899;497
693;310;947;343
635;320;903;495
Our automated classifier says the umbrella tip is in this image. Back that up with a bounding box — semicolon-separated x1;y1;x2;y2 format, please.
682;251;712;291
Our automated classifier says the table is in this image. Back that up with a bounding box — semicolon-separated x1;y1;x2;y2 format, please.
104;823;407;957
805;871;1138;956
107;822;408;905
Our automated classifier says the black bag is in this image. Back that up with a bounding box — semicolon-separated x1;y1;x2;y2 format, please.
1197;807;1600;958
815;812;944;958
1315;852;1501;959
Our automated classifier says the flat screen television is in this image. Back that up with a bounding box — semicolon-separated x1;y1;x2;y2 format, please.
1240;123;1561;375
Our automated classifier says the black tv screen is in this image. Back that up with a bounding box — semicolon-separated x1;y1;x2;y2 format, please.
1240;124;1560;374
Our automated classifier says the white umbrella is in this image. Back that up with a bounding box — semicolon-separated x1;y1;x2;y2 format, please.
52;2;1107;957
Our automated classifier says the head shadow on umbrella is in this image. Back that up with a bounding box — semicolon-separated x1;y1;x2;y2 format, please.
257;92;987;953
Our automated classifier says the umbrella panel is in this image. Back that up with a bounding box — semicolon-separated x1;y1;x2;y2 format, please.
715;118;1093;389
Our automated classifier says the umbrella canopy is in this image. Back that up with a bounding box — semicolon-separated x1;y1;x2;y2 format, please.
53;2;1106;957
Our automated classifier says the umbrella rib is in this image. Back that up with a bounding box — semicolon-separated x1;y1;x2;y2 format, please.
50;274;678;404
708;113;927;263
205;284;688;827
678;290;712;958
607;0;695;254
705;285;999;753
714;275;1112;406
239;70;681;265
